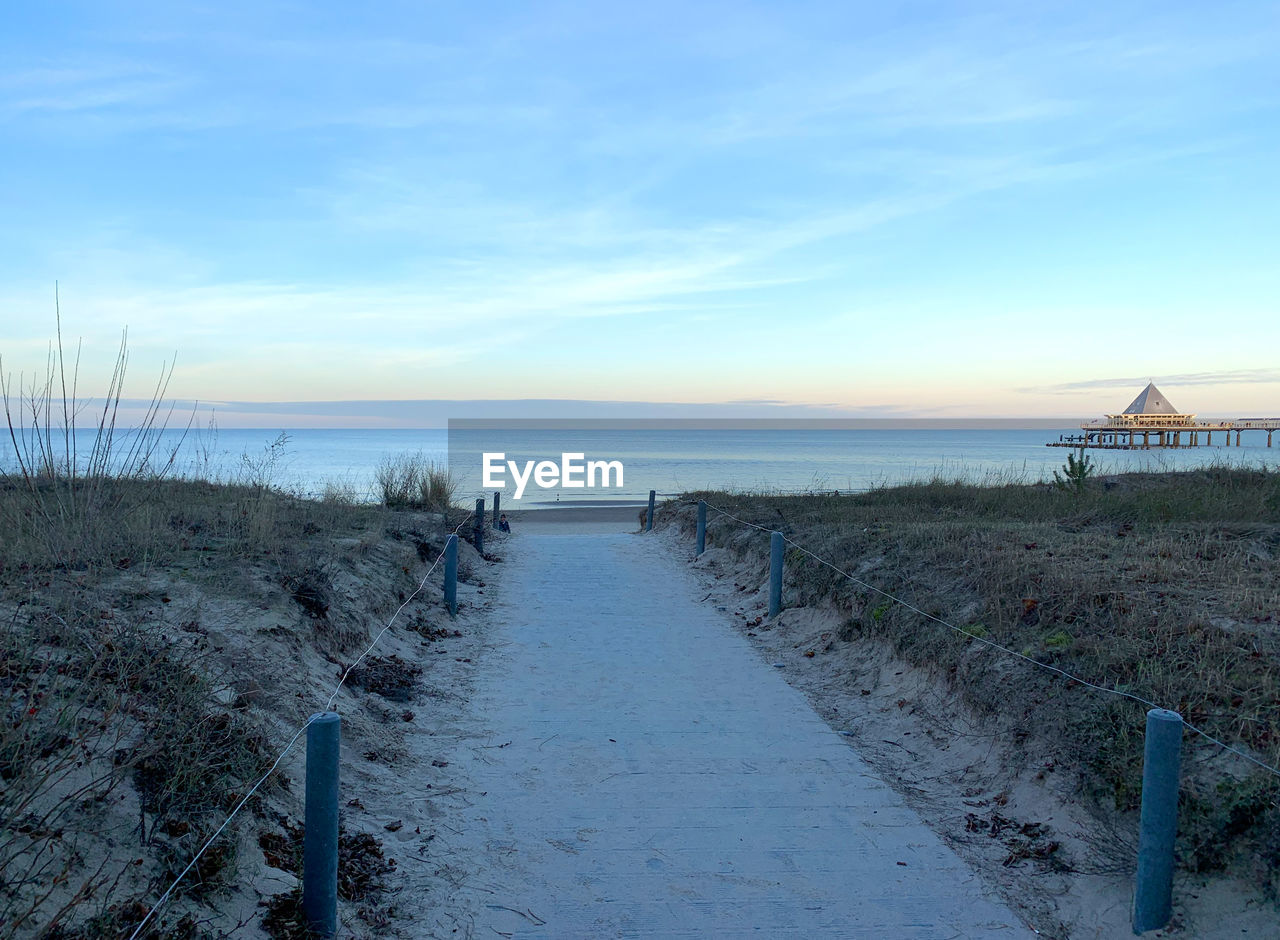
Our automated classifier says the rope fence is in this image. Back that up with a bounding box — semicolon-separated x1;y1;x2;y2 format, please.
695;499;1280;780
128;500;487;940
666;494;1279;934
123;488;1275;938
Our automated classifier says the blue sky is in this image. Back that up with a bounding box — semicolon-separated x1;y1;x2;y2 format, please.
2;0;1278;424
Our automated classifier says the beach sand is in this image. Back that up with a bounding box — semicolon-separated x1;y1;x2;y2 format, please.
14;489;1273;937
504;504;643;534
648;497;1280;939
398;527;1030;936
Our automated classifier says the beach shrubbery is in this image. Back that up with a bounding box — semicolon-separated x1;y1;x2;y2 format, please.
1052;449;1096;494
0;323;449;936
670;469;1280;895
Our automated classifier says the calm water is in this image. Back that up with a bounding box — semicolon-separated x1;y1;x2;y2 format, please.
447;428;1280;505
6;426;1276;506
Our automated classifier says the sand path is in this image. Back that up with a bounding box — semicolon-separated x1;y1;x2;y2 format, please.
415;530;1031;938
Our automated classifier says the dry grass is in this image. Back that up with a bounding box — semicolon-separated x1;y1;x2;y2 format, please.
669;467;1280;894
0;469;450;936
0;588;276;937
0;321;446;936
374;454;456;512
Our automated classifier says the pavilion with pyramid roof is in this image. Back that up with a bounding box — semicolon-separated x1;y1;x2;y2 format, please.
1105;382;1195;428
1048;382;1279;450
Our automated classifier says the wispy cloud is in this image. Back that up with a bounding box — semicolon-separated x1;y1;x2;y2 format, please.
0;62;182;118
4;3;1279;417
1030;370;1280;393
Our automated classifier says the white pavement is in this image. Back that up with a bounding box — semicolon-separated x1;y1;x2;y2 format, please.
436;532;1031;938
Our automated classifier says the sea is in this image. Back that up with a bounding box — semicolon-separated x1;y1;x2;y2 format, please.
6;426;1276;508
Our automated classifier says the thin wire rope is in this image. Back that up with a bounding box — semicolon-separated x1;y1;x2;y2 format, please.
129;503;483;939
697;499;1280;780
127;718;314;940
326;513;473;710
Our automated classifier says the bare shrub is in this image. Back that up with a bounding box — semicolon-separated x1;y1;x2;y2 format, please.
1;309;192;571
0;313;425;934
0;315;388;935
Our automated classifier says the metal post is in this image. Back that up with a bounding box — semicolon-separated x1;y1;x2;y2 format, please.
769;531;784;618
646;490;656;532
303;712;340;938
696;500;707;556
1133;708;1183;934
492;491;500;528
473;497;485;556
443;534;458;617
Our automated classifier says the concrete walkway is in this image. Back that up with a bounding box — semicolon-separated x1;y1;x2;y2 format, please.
440;532;1030;938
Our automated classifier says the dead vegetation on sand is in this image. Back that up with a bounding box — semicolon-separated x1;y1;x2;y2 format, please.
0;325;480;937
668;469;1280;899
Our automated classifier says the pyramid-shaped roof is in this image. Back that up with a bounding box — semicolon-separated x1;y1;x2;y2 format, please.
1124;382;1180;415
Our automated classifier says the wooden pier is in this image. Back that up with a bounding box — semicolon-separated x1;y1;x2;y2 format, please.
1049;419;1279;450
1047;383;1279;450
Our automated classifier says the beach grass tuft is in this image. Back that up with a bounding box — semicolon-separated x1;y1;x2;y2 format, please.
374;452;457;512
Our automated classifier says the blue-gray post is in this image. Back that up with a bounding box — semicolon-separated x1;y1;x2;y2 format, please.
303;712;340;938
696;500;707;555
1133;708;1184;934
769;531;784;618
443;534;458;617
473;498;485;556
646;490;656;532
492;491;500;528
